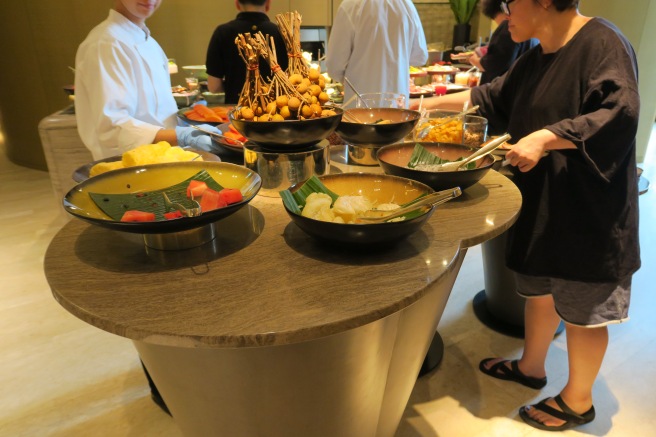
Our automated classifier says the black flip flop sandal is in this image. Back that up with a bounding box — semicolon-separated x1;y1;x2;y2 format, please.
479;358;547;389
519;394;595;431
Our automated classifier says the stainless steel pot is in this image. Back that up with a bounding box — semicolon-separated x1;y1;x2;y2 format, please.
244;141;330;197
346;144;380;166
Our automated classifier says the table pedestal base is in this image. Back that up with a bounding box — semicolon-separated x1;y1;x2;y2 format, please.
419;332;444;376
134;253;465;437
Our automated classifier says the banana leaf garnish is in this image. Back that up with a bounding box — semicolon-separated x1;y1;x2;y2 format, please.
280;175;432;222
89;170;223;221
408;143;476;170
279;175;339;214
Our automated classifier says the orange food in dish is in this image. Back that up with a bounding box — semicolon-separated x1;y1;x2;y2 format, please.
192;104;222;122
183;105;232;123
419;118;463;143
211;106;231;122
222;130;246;146
184;111;205;121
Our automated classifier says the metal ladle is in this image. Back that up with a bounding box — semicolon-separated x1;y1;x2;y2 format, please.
343;76;370;109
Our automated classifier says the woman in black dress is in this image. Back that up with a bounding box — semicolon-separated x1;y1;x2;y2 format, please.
416;0;640;431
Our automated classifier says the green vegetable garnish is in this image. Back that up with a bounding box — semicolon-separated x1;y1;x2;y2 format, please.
408;143;477;170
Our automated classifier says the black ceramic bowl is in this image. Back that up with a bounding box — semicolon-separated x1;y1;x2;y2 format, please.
283;173;435;245
229;107;343;151
335;108;421;145
376;142;495;191
64;161;261;234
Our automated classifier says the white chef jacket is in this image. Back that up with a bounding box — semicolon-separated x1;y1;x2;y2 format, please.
75;10;178;160
326;0;428;106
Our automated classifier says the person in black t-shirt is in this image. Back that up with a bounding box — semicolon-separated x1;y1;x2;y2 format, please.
205;0;288;104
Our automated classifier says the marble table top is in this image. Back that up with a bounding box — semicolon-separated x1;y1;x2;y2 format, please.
45;164;521;348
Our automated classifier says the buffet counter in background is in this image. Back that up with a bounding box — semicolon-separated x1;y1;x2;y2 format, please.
38;107;93;217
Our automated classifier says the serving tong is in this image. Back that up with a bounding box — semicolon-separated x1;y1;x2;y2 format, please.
429;134;511;172
162;192;202;217
357;187;462;223
190;124;246;148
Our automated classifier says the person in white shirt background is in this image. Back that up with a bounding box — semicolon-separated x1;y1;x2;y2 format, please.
326;0;428;107
75;0;219;161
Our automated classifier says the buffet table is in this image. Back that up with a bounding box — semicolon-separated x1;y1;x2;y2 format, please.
44;163;520;437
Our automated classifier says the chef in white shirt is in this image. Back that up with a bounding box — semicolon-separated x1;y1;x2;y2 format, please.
326;0;428;106
73;0;219;415
75;0;219;160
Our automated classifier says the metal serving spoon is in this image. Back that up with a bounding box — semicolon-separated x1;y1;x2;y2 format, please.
430;133;511;172
357;187;462;223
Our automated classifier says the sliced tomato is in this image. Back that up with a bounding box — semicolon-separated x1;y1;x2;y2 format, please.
187;180;208;198
199;188;227;212
163;211;183;220
218;188;243;205
120;210;156;222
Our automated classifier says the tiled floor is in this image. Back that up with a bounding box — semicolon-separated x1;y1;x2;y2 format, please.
1;127;654;436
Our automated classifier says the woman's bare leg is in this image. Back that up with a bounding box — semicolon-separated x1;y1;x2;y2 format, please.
518;295;562;377
481;295;560;378
524;324;607;426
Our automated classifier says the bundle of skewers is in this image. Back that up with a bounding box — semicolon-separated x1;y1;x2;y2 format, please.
276;11;308;78
232;30;336;122
276;12;329;103
235;33;265;113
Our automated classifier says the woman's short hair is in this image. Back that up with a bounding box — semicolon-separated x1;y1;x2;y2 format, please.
481;0;503;19
549;0;580;12
481;0;578;18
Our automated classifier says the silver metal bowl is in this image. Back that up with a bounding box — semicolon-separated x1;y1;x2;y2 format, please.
243;141;330;197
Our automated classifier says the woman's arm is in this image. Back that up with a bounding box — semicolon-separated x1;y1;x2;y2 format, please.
505;129;576;172
409;89;472;111
207;75;225;93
